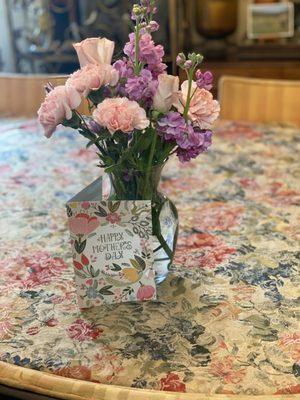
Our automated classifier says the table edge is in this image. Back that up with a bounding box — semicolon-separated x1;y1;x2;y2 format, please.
0;362;298;400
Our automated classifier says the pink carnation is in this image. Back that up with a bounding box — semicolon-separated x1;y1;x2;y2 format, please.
66;64;119;97
175;81;220;129
93;97;150;134
37;85;81;138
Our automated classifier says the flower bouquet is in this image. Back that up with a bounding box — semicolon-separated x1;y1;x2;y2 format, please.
38;0;220;284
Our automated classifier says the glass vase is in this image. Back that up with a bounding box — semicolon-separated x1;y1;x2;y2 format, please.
102;165;178;284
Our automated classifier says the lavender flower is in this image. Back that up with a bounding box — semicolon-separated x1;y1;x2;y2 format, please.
158;112;213;162
195;70;213;91
177;129;212;162
147;62;167;79
113;59;134;96
124;32;164;67
125;68;158;105
157;112;186;141
113;59;134;80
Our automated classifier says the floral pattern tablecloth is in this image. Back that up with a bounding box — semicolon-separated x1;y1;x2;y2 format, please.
0;119;299;397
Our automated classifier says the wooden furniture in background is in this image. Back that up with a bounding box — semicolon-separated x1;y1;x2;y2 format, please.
218;75;300;126
179;59;300;97
0;74;89;118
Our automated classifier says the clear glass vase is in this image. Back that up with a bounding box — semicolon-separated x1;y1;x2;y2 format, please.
103;165;178;284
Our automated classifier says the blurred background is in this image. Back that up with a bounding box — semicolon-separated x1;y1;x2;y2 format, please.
1;0;300;96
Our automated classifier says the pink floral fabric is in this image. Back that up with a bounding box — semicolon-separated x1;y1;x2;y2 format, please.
0;119;299;396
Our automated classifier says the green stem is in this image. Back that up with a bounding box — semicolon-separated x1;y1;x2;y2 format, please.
183;68;195;121
134;24;140;75
143;128;157;199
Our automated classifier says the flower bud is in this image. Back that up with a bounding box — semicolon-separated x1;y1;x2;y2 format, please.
176;52;186;67
133;4;142;14
195;53;204;64
149;20;159;32
184;60;193;69
188;52;197;62
131;4;142;20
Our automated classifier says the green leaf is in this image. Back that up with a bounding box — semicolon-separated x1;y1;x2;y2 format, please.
78;128;95;141
88;87;105;105
75;239;86;254
134;255;146;271
95;206;107;217
111;263;122;271
86;131;110;148
99;285;114;296
62;111;81;129
90;265;97;277
93;280;98;289
130;258;140;269
108;201;121;213
139;131;153;151
74;270;87;279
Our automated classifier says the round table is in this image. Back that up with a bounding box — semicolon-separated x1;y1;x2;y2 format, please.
0;119;299;399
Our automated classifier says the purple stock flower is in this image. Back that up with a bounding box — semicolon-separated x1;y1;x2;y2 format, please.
113;59;134;96
158;112;213;162
157;112;186;141
113;59;134;80
147;62;167;79
124;32;164;67
125;68;158;105
195;70;213;91
177;129;212;162
175;124;196;149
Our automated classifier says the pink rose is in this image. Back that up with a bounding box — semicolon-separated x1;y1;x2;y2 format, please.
153;74;179;113
68;213;100;235
73;37;115;67
66;64;119;97
93;98;150;134
174;81;220;129
37;85;81;138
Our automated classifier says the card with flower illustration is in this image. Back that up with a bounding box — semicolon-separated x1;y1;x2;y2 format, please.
67;190;156;308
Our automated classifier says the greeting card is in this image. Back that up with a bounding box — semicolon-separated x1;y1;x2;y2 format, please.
67;182;156;308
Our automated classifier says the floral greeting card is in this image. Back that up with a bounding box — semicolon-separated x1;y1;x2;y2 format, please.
67;200;156;308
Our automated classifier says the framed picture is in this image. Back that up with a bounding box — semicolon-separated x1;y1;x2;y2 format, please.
247;2;294;39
